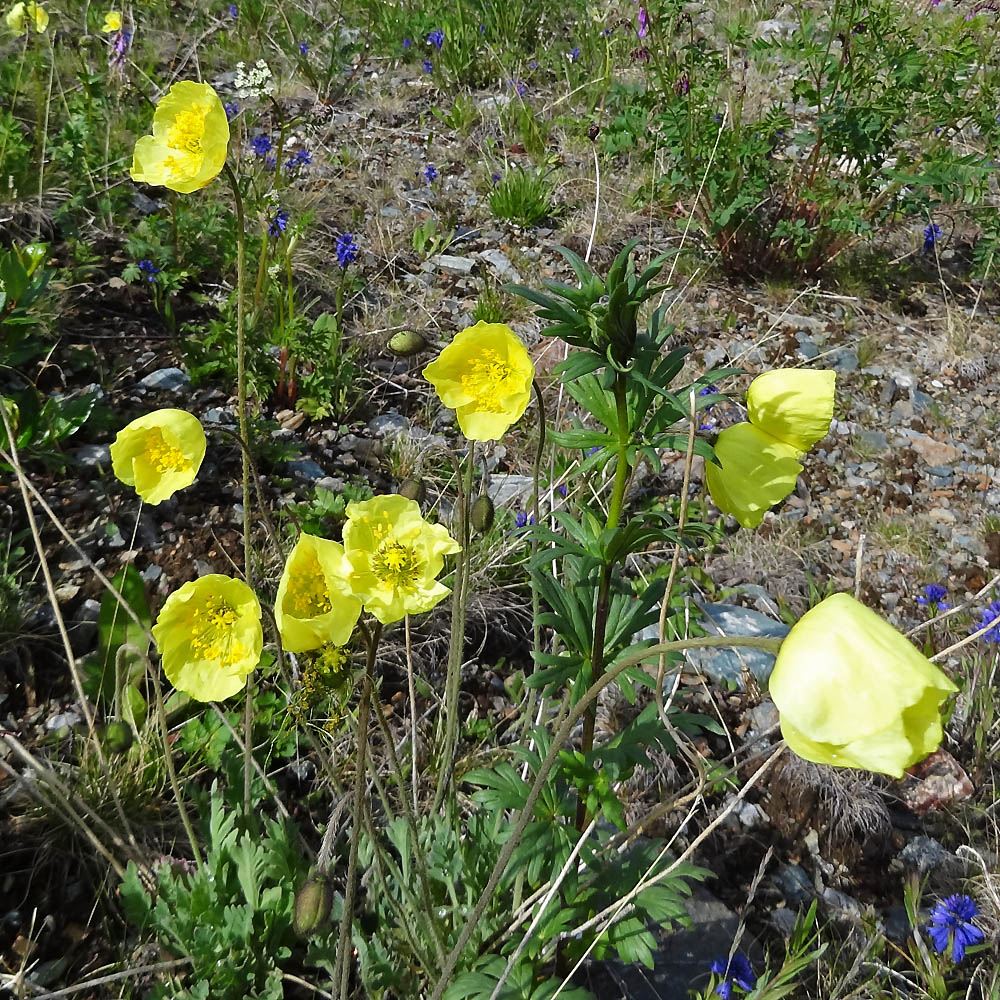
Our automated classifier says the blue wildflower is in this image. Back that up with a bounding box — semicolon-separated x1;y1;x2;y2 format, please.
137;259;160;283
514;511;535;529
224;100;239;120
478;23;485;33
268;210;289;237
285;148;312;172
264;155;277;171
298;41;309;54
585;446;601;456
508;78;527;96
427;28;444;50
335;232;360;269
422;59;433;73
557;484;567;497
928;894;985;964
973;600;1000;642
924;223;942;253
491;172;501;185
710;953;756;1000
228;3;237;18
528;60;539;69
569;46;580;62
250;135;273;156
424;164;438;183
402;37;412;49
916;583;949;610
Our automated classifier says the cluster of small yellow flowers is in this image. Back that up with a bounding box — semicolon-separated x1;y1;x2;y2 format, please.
288;645;352;727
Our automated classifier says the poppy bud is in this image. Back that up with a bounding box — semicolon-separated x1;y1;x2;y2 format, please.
470;494;495;534
293;873;333;937
103;720;133;754
388;330;427;357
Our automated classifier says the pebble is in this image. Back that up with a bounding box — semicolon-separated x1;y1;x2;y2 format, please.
139;367;190;392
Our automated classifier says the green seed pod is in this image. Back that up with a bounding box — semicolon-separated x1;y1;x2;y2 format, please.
293;874;333;937
387;330;427;357
470;494;495;534
399;478;426;504
103;721;134;754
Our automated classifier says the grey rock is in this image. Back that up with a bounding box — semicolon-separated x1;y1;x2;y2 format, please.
772;863;814;905
745;701;779;739
141;564;163;585
140;367;190;392
911;389;935;412
882;906;912;944
203;407;235;424
367;413;410;439
755;17;798;40
896;836;963;878
686;603;789;688
426;253;476;276
770;908;800;937
477;248;521;282
315;476;347;493
132;192;164;215
796;337;820;360
822;887;862;918
73;443;111;469
487;473;535;507
880;373;914;407
379;205;403;218
287;458;327;481
853;430;889;453
703;346;727;369
47;711;81;731
831;348;859;373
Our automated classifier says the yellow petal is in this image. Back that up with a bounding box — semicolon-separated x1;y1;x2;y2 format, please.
704;423;803;529
343;494;460;624
6;2;26;33
769;593;957;777
746;369;836;452
275;534;362;652
110;408;206;505
102;10;121;31
153;575;262;702
422;321;534;442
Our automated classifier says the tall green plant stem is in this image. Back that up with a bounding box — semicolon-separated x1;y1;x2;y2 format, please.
335;622;381;1000
427;633;783;999
434;443;474;810
223;164;254;814
576;373;630;828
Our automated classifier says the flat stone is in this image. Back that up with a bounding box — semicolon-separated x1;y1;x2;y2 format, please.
72;444;111;468
287;458;326;481
477;248;521;282
910;434;961;465
140;367;190;392
487;473;534;508
685;603;789;688
367;413;410;439
853;430;889;453
426;253;476;276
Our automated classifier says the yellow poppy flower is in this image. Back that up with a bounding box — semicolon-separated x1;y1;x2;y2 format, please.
706;368;835;528
703;423;803;529
6;1;47;34
769;593;958;777
275;533;362;653
746;369;836;452
422;321;535;441
110;408;206;505
153;575;263;702
343;494;461;625
130;80;230;194
102;10;121;31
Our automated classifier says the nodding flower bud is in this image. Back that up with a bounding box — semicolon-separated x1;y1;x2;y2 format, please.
388;330;427;357
470;494;495;534
102;721;134;754
293;873;333;937
399;478;426;504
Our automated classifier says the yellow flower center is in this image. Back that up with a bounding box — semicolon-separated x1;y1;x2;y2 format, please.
167;107;206;155
285;553;334;618
459;349;514;412
371;539;420;591
189;597;247;667
144;427;187;473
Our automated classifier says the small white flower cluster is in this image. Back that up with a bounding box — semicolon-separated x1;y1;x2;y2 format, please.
234;59;275;99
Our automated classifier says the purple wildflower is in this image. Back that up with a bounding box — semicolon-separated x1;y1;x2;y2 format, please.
137;259;160;283
710;954;756;1000
403;37;412;49
264;155;277;171
928;895;985;964
285;148;312;172
514;511;535;529
424;164;438;183
427;28;445;50
508;78;527;96
298;41;309;54
250;135;273;156
916;583;949;610
267;210;289;237
637;5;649;38
109;28;132;70
224;100;239;120
973;600;1000;642
423;59;433;73
335;232;360;269
491;172;501;185
228;3;237;18
569;46;580;62
924;222;942;253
